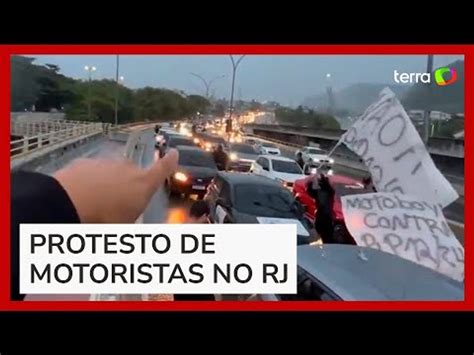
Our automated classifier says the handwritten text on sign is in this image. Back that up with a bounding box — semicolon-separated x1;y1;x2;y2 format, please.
340;88;458;207
341;192;464;281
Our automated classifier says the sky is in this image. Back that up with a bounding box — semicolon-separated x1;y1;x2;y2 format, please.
32;55;463;106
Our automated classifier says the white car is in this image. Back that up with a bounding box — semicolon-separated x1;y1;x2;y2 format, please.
296;146;333;166
257;141;281;155
250;155;305;189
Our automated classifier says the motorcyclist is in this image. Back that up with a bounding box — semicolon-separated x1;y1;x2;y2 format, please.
212;144;229;171
154;124;161;134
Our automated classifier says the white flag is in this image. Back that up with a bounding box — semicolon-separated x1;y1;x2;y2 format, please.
339;88;458;207
341;192;464;282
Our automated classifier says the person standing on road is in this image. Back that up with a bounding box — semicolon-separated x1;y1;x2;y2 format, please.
187;200;210;223
306;173;336;244
296;152;305;170
212;144;229;171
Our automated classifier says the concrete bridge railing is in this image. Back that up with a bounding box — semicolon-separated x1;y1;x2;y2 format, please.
11;122;104;158
245;124;465;158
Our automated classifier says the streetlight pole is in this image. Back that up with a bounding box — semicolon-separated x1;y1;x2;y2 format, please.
325;73;335;115
114;55;120;126
228;55;245;121
423;55;434;143
84;65;96;120
189;73;225;99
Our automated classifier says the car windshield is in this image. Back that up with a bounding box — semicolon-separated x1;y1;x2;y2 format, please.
230;144;257;154
262;142;276;148
272;160;303;174
169;138;195;147
308;148;326;154
178;150;216;168
334;183;372;196
204;136;226;145
234;185;300;218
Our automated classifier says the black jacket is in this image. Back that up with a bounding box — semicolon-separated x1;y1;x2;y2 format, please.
306;175;335;243
11;171;79;301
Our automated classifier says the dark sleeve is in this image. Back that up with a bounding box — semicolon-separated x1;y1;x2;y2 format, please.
11;171;80;301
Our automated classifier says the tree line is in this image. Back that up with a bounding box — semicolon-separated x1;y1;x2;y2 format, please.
11;56;212;124
274;105;341;130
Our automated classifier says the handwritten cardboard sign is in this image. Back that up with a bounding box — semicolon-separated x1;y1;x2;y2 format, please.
341;192;464;282
339;88;458;207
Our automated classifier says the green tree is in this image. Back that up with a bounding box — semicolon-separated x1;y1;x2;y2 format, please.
275;106;340;130
187;95;211;115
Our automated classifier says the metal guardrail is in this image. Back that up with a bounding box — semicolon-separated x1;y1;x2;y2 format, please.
10;121;104;158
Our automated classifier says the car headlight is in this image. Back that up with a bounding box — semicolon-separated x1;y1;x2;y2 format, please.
174;172;188;182
230;153;238;161
276;178;288;186
329;158;334;164
327;169;334;176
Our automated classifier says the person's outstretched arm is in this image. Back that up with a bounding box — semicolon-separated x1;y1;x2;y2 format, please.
10;150;178;301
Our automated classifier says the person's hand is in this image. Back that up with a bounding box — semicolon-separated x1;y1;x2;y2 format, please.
54;149;178;223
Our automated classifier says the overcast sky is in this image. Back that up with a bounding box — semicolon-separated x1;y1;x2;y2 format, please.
32;55;463;106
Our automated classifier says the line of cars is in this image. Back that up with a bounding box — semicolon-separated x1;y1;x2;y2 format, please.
153;125;464;300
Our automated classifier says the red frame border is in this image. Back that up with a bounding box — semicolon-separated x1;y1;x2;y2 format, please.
1;44;470;311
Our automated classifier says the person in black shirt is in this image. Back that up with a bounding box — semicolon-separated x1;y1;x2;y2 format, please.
306;173;336;244
10;150;179;301
212;144;229;171
296;152;305;170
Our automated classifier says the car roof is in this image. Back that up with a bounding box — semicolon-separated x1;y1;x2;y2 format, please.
298;244;464;301
305;146;326;151
169;135;193;141
297;174;362;186
257;155;294;162
175;145;205;152
217;171;283;187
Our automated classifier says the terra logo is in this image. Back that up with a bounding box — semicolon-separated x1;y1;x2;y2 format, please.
434;67;457;86
393;67;458;86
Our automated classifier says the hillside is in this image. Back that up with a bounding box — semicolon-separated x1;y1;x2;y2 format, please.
400;59;464;113
301;83;409;115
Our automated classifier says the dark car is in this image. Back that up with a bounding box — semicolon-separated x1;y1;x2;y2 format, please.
232;244;464;301
228;143;259;172
154;129;180;148
167;146;218;198
198;134;228;152
158;135;199;157
204;172;313;245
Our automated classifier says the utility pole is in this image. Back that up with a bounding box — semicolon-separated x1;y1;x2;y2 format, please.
423;55;434;143
84;65;96;119
228;55;245;121
189;73;225;99
114;55;120;126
